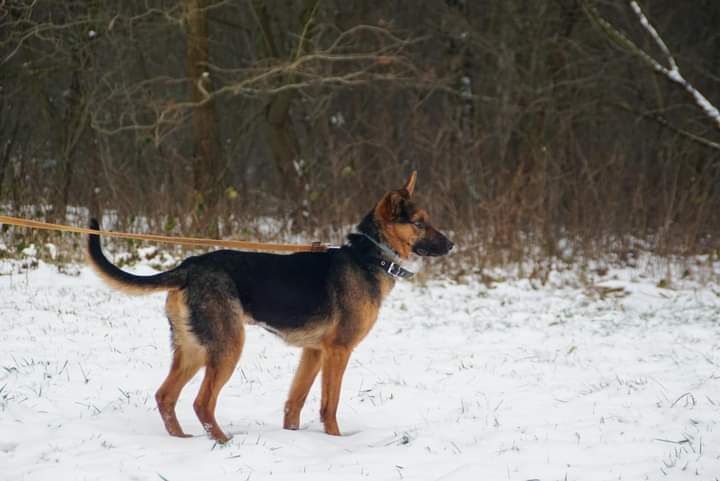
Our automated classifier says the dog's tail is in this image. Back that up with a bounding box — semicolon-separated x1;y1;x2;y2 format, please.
86;218;186;295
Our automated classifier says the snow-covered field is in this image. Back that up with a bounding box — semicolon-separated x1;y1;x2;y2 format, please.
1;257;719;480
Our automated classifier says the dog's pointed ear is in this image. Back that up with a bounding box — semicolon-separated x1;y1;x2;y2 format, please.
401;171;417;197
376;191;407;222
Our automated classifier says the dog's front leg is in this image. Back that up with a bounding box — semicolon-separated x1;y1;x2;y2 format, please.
284;347;323;430
319;347;351;436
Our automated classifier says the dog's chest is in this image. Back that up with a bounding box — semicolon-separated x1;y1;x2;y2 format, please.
329;274;395;347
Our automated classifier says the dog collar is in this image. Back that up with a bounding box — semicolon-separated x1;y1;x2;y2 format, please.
374;258;415;280
356;232;415;280
357;232;401;261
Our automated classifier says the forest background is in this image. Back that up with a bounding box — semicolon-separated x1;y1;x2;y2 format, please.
2;0;719;274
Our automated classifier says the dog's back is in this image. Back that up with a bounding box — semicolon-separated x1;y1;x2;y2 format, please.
177;247;384;344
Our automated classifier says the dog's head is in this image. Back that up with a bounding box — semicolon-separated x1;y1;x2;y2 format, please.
372;171;454;259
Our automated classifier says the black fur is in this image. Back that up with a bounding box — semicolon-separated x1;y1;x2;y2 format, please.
87;219;187;290
87;216;389;341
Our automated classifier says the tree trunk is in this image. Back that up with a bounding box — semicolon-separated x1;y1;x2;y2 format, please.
54;68;85;223
185;0;223;234
252;0;320;231
0;108;21;201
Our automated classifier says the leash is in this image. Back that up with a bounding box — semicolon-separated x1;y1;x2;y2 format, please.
0;215;329;253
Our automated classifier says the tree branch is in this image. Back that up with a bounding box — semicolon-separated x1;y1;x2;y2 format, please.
610;101;720;151
582;0;720;131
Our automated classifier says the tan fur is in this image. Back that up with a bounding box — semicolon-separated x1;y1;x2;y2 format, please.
279;266;393;436
377;273;396;300
372;192;430;260
165;290;207;365
193;335;243;443
283;347;323;430
155;289;207;438
335;299;379;348
411;208;429;224
382;222;417;258
318;346;351;436
155;349;203;438
403;171;417;195
159;289;247;443
284;321;334;348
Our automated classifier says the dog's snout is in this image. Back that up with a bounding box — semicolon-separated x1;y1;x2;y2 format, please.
447;240;454;251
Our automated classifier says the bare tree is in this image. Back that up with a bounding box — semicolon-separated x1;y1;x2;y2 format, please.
2;0;719;265
583;0;720;150
184;0;223;233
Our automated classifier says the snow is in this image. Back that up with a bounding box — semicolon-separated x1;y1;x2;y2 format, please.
20;244;37;258
1;258;719;480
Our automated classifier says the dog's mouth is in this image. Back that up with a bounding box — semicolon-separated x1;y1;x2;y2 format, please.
412;242;453;257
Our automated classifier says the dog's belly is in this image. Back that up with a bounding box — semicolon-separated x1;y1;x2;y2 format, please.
217;250;336;333
245;315;332;348
239;290;329;328
235;275;334;347
234;272;333;332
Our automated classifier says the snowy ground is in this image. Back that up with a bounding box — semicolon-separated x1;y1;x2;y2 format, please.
1;257;719;481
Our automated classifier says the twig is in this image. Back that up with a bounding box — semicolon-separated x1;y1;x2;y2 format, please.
654;437;690;444
609;101;720;151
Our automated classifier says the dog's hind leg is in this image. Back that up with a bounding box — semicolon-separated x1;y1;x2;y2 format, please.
156;348;204;437
193;331;243;444
283;347;322;430
157;289;206;438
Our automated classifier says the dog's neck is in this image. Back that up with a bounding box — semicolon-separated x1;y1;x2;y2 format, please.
350;211;401;258
346;212;416;280
357;232;401;263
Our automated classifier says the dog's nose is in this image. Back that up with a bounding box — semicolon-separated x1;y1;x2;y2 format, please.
447;240;454;251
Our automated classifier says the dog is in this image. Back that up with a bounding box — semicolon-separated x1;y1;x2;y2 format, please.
86;172;453;443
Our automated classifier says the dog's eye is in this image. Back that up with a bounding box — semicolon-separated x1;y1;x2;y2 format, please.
413;221;425;229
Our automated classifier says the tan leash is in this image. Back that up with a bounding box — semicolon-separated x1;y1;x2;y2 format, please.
0;215;329;253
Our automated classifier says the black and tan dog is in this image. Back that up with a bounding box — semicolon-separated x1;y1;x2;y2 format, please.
86;172;453;443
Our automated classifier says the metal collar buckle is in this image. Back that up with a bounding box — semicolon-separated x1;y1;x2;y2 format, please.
379;259;414;280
